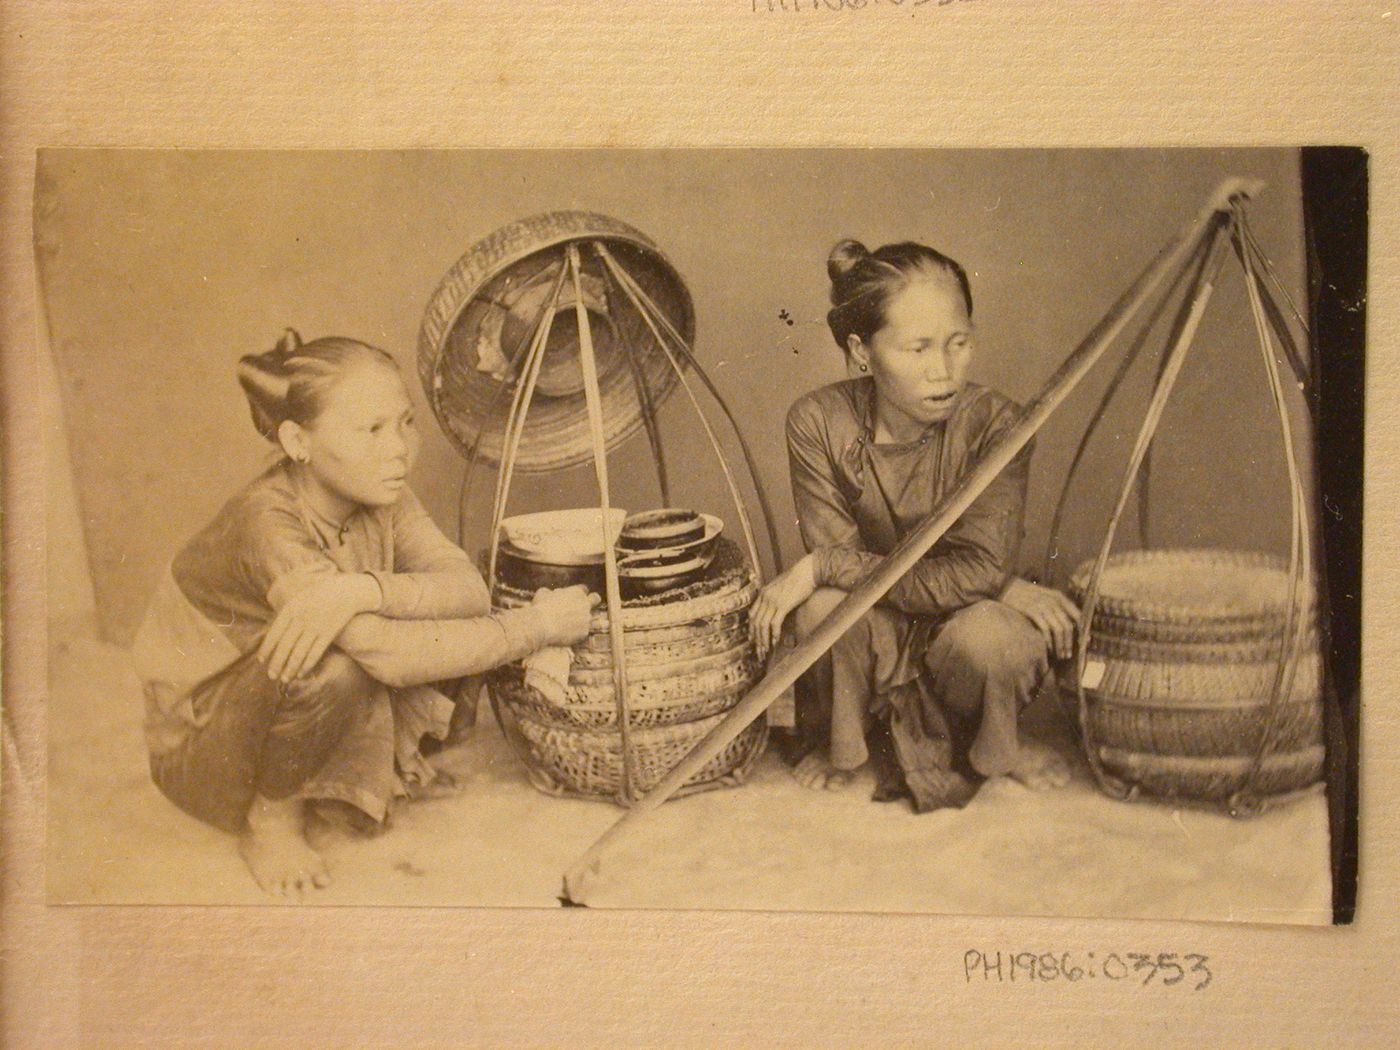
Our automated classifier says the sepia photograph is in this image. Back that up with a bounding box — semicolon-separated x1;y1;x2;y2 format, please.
38;147;1360;923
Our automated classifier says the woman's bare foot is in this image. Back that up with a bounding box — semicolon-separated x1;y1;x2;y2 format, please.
239;793;330;898
305;798;387;852
1007;741;1071;791
403;768;463;802
793;752;859;791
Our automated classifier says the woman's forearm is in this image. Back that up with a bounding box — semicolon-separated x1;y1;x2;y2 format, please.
334;606;552;688
813;544;1008;618
369;565;491;620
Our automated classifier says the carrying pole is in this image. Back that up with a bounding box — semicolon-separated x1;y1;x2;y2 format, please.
562;177;1265;902
568;244;640;802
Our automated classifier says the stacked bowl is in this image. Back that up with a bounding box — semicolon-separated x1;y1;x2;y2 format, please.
616;509;724;597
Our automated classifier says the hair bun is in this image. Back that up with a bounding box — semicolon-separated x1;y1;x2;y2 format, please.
273;327;303;357
827;239;870;283
237;329;303;440
235;332;399;444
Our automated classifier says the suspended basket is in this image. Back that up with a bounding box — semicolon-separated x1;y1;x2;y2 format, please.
1044;192;1324;817
555;178;1336;901
490;542;763;732
1065;550;1324;805
488;541;767;799
418;212;781;806
512;708;768;800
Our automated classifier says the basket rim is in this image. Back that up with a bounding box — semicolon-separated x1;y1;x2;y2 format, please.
418;210;695;474
494;572;756;631
1069;548;1317;627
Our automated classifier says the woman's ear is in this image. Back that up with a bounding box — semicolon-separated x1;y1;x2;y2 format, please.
278;419;311;465
846;334;871;376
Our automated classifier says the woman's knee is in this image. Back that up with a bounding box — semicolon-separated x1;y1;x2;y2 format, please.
280;650;377;715
263;651;378;789
930;600;1046;682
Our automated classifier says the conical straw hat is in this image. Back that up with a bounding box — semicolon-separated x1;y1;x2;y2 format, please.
418;210;694;473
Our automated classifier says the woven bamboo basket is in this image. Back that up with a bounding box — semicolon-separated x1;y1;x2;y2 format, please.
512;710;768;798
417;210;694;473
488;539;767;799
1067;549;1323;805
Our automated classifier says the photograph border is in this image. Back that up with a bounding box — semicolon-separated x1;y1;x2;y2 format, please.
3;3;1395;1046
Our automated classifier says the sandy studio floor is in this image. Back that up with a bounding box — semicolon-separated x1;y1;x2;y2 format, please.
46;623;1331;922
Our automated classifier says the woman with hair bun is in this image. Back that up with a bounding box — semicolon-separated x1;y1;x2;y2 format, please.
749;240;1078;811
132;330;596;896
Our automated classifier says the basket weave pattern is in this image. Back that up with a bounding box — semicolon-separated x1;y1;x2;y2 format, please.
570;618;749;669
489;539;766;800
1068;549;1323;804
418;211;694;473
493;569;758;632
490;652;758;730
514;712;768;798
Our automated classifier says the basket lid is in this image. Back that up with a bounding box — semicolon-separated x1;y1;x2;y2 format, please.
1068;549;1317;628
418;210;694;473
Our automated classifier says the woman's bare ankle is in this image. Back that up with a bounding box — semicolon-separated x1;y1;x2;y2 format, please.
239;793;330;897
792;751;861;791
1006;741;1071;791
245;792;303;831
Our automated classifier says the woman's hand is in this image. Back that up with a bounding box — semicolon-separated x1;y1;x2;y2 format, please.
530;585;601;647
748;554;818;660
258;573;383;682
1001;576;1080;660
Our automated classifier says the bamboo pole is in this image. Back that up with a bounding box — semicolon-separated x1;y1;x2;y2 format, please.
1073;215;1234;799
1135;229;1226;553
1237;230;1313;395
485;260;569;587
597;244;786;577
1230;219;1312;814
595;243;767;580
455;262;564;546
1041;231;1208;584
596;242;673;506
569;244;640;801
562;176;1265;902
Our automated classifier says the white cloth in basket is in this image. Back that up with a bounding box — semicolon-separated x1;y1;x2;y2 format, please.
523;645;573;704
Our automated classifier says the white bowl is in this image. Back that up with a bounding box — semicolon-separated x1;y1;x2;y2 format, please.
500;508;628;562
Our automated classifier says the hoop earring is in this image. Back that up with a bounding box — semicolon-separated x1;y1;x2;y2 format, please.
858;363;868;373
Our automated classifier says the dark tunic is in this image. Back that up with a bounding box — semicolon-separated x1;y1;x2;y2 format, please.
788;377;1030;615
785;377;1043;808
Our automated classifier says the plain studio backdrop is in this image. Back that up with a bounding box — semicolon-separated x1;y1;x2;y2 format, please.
34;146;1336;936
37;148;1308;642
